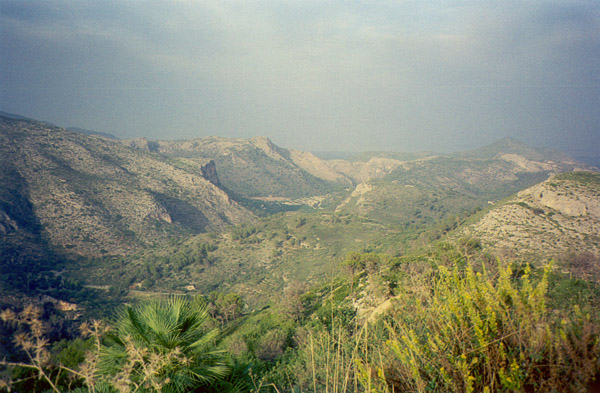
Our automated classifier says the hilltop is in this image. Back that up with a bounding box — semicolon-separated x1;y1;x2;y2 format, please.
464;172;600;279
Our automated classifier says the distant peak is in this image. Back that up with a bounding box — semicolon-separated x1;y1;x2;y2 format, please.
250;135;273;144
0;110;56;126
462;136;570;162
490;136;524;147
249;136;275;150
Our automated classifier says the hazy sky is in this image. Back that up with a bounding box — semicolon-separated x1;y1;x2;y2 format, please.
1;1;599;155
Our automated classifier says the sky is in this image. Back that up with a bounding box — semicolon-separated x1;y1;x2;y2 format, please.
1;1;599;156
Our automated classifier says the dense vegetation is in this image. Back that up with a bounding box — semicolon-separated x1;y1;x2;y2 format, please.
2;242;599;392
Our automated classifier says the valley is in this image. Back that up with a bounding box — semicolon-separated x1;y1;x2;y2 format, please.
1;114;598;306
1;113;599;392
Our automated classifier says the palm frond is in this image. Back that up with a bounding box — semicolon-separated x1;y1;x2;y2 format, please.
98;295;230;392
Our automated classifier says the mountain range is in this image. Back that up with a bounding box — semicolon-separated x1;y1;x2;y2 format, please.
2;112;597;311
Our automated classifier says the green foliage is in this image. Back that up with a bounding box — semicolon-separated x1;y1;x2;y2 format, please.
231;224;260;243
369;262;600;393
205;291;245;323
554;171;600;187
99;296;229;392
53;338;94;370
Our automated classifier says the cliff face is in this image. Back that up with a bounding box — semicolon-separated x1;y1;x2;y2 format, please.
0;117;255;257
200;160;220;186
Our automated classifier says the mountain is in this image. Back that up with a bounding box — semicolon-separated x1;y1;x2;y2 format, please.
0;110;56;126
68;136;597;307
66;127;119;140
332;138;595;235
464;172;600;275
2;112;597;309
121;136;351;199
0;116;255;259
458;136;573;161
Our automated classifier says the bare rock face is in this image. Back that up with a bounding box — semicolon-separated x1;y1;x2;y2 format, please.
499;154;554;172
335;182;373;212
122;137;159;152
200;160;220;186
0;211;19;235
530;183;598;218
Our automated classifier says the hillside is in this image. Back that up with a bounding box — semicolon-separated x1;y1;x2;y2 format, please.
2;117;599;393
459;136;575;162
464;172;600;275
2;113;597;310
122;136;350;199
70;209;416;308
332;138;593;234
50;135;598;308
0;116;255;259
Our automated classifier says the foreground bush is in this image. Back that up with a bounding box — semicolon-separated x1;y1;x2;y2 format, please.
1;297;230;393
363;262;600;393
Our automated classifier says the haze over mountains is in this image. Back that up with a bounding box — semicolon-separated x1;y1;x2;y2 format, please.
2;2;600;389
1;112;597;308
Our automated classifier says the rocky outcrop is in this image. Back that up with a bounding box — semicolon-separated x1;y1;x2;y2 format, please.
0;211;19;235
466;172;600;259
122;137;159;152
200;160;220;186
499;154;554;172
335;182;373;211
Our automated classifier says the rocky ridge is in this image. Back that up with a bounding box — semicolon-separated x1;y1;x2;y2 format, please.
0;116;255;257
121;135;346;199
465;172;600;261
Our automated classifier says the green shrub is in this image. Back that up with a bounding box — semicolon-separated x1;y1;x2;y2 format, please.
364;262;600;393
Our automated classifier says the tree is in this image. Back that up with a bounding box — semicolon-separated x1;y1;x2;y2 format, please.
281;280;306;321
99;296;228;393
207;292;244;324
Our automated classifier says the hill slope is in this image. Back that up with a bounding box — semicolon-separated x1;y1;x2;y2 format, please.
465;172;600;263
0;116;255;258
122;136;351;199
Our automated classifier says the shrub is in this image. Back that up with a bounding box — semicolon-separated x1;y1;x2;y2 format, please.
366;262;600;393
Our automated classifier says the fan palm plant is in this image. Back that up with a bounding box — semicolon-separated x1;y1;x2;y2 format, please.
99;296;228;393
